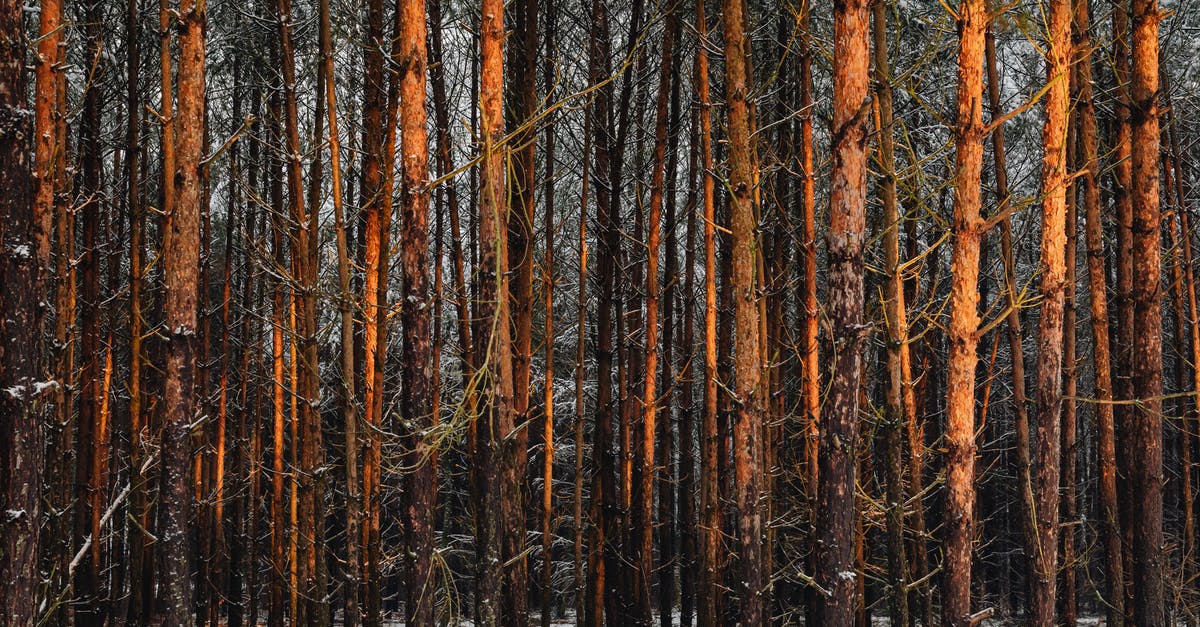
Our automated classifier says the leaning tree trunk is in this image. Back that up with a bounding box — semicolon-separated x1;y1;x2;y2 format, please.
636;3;677;621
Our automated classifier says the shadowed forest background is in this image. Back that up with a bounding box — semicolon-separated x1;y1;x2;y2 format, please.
2;0;1200;624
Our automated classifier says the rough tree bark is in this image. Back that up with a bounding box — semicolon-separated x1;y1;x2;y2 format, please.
1074;0;1124;619
721;0;765;623
1028;0;1071;619
696;1;721;622
872;3;911;623
504;0;538;618
396;0;436;621
158;0;206;622
1129;0;1164;622
943;0;987;623
475;0;511;622
0;0;42;619
815;0;870;620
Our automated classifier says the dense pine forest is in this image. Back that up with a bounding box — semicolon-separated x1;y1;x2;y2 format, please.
2;0;1200;623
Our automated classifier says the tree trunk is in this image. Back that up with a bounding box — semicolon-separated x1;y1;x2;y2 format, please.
1028;0;1070;618
696;1;721;622
475;0;511;621
942;0;986;622
396;0;436;621
0;0;42;617
678;92;700;627
1110;1;1137;609
721;0;764;622
816;0;870;619
319;0;359;619
504;1;538;619
585;0;620;622
158;0;206;621
1071;0;1125;620
872;3;911;624
574;78;592;627
1129;0;1164;622
540;7;558;624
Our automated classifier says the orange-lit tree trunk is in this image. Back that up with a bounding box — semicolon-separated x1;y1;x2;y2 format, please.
274;0;323;618
539;8;558;624
265;86;289;627
721;0;764;622
504;0;537;618
475;0;511;621
358;0;388;618
33;0;68;616
0;0;42;617
1028;0;1070;618
798;0;820;509
815;0;869;619
1075;0;1123;620
635;5;677;621
396;0;436;621
1129;0;1164;621
158;0;206;622
696;1;721;622
1060;66;1080;626
942;0;986;622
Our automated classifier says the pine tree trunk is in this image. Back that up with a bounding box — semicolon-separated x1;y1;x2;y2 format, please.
942;1;986;622
696;1;721;622
585;0;620;622
475;0;511;621
396;0;436;620
0;0;42;617
539;8;558;624
872;4;910;623
1071;0;1125;620
678;96;700;627
1129;0;1164;621
721;0;764;622
574;84;592;627
1110;2;1137;608
1028;0;1070;618
158;0;206;621
816;0;870;619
